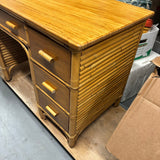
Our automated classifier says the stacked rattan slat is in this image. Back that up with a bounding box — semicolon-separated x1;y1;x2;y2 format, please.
76;23;144;133
0;30;27;80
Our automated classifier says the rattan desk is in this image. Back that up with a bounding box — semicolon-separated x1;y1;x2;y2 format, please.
0;0;153;147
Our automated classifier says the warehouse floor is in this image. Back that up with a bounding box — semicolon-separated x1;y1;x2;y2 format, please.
0;78;73;160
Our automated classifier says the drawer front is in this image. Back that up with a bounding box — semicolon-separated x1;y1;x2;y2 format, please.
36;88;69;132
27;27;71;84
32;62;70;112
0;9;27;43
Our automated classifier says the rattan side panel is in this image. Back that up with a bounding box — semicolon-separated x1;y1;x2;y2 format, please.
0;29;27;70
76;22;144;132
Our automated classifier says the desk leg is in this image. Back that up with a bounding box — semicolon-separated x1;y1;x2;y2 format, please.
38;108;46;120
0;53;11;81
67;135;77;148
113;97;121;108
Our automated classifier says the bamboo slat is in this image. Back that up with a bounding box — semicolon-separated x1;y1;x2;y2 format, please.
79;41;137;76
0;29;27;72
79;50;135;89
75;22;143;135
76;86;124;131
80;37;138;71
78;71;129;104
77;79;127;112
80;33;139;67
78;59;133;101
79;47;136;84
80;22;144;59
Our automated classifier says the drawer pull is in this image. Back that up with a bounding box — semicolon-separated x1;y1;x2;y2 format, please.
6;21;17;30
46;105;58;117
42;81;56;94
38;50;55;63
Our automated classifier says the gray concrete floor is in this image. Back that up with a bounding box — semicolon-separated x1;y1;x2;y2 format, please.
0;77;73;160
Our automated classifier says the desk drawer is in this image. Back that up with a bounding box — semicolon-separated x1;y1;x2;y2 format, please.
0;10;27;43
36;88;69;132
27;27;71;84
32;62;70;112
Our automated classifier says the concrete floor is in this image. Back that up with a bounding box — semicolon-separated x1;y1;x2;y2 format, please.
0;77;73;160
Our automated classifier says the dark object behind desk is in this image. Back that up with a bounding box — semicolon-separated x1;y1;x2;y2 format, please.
151;0;160;27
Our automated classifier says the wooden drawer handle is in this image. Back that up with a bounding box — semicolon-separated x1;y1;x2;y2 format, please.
5;21;17;30
46;105;58;117
38;50;55;63
42;81;56;94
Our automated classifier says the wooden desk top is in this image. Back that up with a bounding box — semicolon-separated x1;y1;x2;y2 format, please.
0;0;154;50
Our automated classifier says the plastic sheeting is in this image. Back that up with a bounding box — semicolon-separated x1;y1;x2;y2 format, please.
121;51;160;102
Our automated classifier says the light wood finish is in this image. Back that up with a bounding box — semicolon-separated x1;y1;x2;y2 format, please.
68;51;81;147
38;50;55;63
0;0;153;148
27;27;71;83
5;21;17;30
0;0;153;50
36;87;69;132
32;62;70;112
0;9;27;44
42;81;56;94
45;105;58;117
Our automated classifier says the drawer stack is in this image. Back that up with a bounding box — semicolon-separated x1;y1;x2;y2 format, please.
27;22;145;147
27;27;71;137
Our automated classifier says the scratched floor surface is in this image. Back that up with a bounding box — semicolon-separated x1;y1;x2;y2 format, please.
0;77;73;160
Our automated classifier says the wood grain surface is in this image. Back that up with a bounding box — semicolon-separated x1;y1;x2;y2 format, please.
0;0;154;50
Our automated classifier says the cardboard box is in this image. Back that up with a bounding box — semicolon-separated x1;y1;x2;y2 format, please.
135;25;159;60
106;57;160;160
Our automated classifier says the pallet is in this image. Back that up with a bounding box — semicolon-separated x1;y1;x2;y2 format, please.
0;62;125;160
